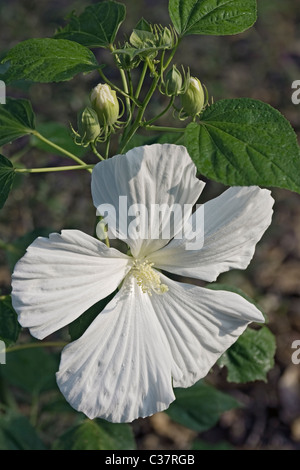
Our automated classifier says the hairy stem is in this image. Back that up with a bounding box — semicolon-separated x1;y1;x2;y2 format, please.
144;96;175;126
6;341;68;353
32;131;89;168
90;142;105;161
143;124;185;133
15;164;94;173
98;68;140;107
163;38;181;71
120;75;160;153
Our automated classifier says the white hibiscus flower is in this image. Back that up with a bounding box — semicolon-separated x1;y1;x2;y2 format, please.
11;144;274;423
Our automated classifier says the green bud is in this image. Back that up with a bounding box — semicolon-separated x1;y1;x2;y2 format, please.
164;65;183;96
181;77;205;117
159;27;174;49
90;83;119;126
118;43;141;70
77;107;101;146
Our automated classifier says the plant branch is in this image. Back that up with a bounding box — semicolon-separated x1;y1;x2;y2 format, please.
15;164;94;173
143;124;185;133
31;130;90;169
6;341;68;353
98;68;141;107
163;38;181;71
144;96;175;126
120;75;160;153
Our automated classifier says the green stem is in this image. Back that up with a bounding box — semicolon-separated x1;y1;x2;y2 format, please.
105;136;111;159
135;61;148;101
15;164;94;174
90;142;105;161
144;96;175;126
108;44;132;114
163;39;181;72
119;68;131;116
122;61;148;138
160;50;166;82
120;75;160;153
98;68;140;107
6;341;68;353
127;70;134;98
32;131;89;168
143;124;185;133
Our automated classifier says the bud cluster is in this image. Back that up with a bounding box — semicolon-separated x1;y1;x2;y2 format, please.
71;83;122;148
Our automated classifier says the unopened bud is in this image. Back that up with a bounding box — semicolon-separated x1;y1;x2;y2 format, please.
96;219;108;241
77;107;101;146
90;83;119;126
160;27;174;48
181;77;205;117
164;65;183;96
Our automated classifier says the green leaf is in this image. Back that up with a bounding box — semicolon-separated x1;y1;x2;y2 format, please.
185;98;300;193
166;381;239;432
0;97;35;146
0;296;21;347
53;419;136;450
1;346;58;395
218;326;276;383
30;122;86;158
130;29;156;49
55;1;126;48
2;38;99;83
69;292;116;341
135;18;152;32
0;154;15;209
0;409;46;450
113;45;161;60
169;0;257;36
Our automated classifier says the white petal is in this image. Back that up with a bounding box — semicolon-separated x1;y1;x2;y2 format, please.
150;274;264;388
56;276;181;422
11;230;131;340
149;186;274;282
91;144;205;258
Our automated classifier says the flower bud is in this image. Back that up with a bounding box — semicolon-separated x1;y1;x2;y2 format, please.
77;107;101;146
118;43;141;70
96;218;108;241
90;83;119;126
164;65;183;96
181;77;205;117
159;27;174;49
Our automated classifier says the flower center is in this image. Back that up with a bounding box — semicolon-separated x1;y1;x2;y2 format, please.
131;259;168;296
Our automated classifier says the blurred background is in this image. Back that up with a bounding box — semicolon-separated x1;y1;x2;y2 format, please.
0;0;300;450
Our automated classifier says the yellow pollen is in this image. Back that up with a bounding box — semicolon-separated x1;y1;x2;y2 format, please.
131;259;168;296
